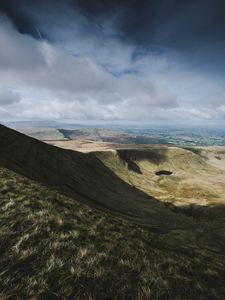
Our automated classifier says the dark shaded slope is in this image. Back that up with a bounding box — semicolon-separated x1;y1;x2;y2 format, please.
0;124;191;229
1;166;225;299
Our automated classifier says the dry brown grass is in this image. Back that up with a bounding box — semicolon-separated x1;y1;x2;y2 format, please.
1;126;225;299
96;146;225;207
0;166;225;299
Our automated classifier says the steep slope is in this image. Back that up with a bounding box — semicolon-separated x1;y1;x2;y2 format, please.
0;124;225;298
0;124;190;230
1;166;225;299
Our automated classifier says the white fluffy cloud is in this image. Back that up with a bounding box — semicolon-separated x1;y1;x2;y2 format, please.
0;13;225;122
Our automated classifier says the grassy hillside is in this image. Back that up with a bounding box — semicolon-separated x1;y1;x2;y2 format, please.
0;124;192;230
97;147;225;206
19;128;66;141
1;166;225;299
0;124;225;298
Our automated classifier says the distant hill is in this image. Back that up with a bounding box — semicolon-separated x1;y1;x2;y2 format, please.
58;128;165;144
4;122;166;143
3;120;83;129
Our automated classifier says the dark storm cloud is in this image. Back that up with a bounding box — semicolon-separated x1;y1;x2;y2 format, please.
69;0;225;74
1;0;225;48
1;0;225;73
0;0;225;121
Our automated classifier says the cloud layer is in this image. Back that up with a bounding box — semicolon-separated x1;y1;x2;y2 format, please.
0;88;20;106
0;0;225;122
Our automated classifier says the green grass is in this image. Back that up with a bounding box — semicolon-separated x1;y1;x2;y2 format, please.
0;125;194;229
1;125;225;299
96;147;224;205
0;166;225;299
22;129;66;141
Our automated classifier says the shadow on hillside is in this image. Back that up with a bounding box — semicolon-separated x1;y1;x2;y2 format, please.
165;201;225;220
1;124;225;232
117;148;168;174
0;125;170;228
183;147;209;160
117;148;168;164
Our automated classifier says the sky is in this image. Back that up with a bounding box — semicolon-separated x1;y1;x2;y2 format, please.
0;0;225;123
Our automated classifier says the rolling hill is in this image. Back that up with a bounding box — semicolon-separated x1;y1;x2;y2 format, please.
8;124;165;144
0;124;191;230
0;124;225;299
